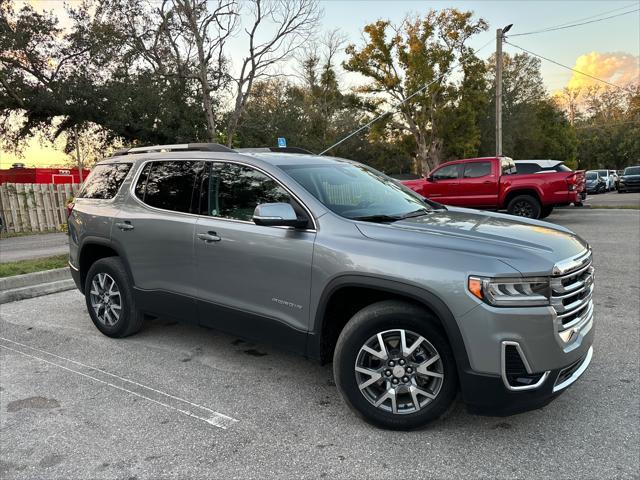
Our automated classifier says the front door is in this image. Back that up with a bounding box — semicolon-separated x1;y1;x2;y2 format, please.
425;163;461;205
194;161;316;353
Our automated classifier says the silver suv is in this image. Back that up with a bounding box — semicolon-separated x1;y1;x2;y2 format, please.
68;143;595;429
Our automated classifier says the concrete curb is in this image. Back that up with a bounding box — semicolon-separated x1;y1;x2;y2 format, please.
0;268;74;304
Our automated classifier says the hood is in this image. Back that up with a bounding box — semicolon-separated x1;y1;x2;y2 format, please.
621;174;640;181
355;207;588;276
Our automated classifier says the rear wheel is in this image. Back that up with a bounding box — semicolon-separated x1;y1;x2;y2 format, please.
333;301;458;430
539;205;554;219
507;195;541;219
85;257;143;338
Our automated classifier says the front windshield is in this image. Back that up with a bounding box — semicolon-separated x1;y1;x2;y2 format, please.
596;170;608;176
586;172;597;180
624;166;640;175
280;162;436;220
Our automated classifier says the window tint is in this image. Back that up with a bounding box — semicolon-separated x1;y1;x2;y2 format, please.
501;158;517;175
79;163;131;199
206;163;291;221
432;164;459;180
463;162;492;178
135;161;203;213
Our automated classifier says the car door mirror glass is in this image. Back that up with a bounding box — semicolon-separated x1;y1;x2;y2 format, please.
253;203;307;228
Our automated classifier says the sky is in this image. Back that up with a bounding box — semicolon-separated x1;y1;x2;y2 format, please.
2;0;639;168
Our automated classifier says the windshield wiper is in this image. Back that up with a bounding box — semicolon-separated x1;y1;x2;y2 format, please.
397;208;432;220
351;214;402;223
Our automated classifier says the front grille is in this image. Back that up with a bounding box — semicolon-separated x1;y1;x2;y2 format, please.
550;251;594;334
504;344;544;387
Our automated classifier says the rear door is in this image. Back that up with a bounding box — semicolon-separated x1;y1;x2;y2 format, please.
194;161;316;353
425;163;461;205
111;160;204;321
457;160;498;207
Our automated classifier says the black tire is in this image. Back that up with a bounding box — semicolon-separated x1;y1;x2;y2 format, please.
618;189;625;194
539;205;554;219
333;300;458;430
84;257;143;338
506;194;541;219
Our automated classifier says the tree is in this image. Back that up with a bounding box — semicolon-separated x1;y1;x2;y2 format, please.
478;52;577;162
103;0;237;141
226;0;321;147
343;9;488;174
0;1;211;156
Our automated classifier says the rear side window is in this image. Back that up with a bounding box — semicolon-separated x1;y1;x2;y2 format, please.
78;163;131;199
134;161;204;213
463;162;492;178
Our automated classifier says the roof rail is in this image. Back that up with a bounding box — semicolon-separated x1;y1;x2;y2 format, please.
236;147;314;154
113;143;234;156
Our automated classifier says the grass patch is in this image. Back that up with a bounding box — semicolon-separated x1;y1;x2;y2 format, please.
590;204;640;210
0;254;69;278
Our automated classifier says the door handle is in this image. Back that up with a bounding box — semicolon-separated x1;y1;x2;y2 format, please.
483;180;493;184
197;231;221;243
115;222;134;231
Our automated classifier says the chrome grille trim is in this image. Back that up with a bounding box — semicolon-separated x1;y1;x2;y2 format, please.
551;250;594;342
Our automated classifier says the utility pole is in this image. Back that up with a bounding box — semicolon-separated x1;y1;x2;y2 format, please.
495;24;512;157
75;125;84;184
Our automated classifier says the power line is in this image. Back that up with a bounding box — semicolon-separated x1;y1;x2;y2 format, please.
504;41;629;90
545;2;639;29
509;7;640;36
319;37;494;155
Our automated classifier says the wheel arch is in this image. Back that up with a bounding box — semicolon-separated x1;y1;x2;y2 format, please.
78;237;133;293
503;188;543;209
309;275;471;375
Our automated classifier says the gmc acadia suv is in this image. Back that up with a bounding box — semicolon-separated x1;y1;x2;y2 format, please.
68;143;595;429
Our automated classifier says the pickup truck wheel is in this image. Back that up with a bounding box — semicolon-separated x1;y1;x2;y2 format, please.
539;205;554;219
507;195;541;219
85;257;143;338
333;300;457;430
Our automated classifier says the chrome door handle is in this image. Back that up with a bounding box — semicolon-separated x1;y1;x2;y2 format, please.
197;231;221;243
115;222;134;231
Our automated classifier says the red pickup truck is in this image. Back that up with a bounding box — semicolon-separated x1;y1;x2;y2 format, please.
401;156;585;219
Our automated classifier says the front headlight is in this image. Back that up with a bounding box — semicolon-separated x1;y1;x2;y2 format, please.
468;276;550;307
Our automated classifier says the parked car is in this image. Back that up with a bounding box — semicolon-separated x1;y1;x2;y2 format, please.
68;143;595;430
401;156;584;219
585;171;607;194
595;169;615;191
515;159;586;204
618;165;640;193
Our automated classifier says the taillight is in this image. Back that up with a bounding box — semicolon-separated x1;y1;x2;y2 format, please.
566;173;577;190
66;201;75;219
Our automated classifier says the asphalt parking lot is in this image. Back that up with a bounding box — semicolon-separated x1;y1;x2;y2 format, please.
585;190;640;208
1;208;638;479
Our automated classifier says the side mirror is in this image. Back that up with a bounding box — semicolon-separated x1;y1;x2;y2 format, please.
426;175;435;182
252;203;308;228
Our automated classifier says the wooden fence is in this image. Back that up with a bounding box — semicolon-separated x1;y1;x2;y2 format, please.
0;183;81;233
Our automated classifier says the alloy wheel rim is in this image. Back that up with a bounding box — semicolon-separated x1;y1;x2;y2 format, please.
89;273;122;326
354;329;444;415
514;200;533;217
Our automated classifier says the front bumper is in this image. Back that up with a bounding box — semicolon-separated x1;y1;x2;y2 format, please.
460;346;593;415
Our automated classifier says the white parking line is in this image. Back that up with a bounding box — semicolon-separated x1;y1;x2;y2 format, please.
0;337;238;429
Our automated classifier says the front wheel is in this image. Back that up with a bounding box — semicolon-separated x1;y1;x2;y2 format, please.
507;195;541;219
85;257;144;338
333;301;458;430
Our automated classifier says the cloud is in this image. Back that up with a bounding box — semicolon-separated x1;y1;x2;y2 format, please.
566;52;639;90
